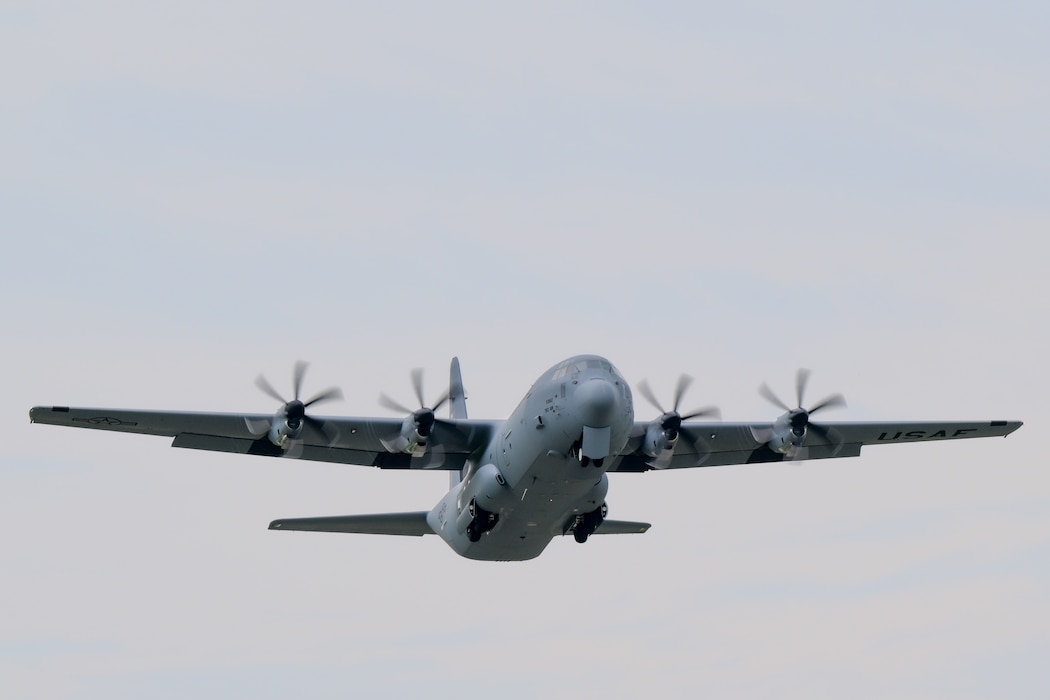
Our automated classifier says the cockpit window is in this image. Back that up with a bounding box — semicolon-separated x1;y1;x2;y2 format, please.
550;357;613;380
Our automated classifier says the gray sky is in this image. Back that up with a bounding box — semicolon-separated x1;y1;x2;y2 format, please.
3;2;1048;698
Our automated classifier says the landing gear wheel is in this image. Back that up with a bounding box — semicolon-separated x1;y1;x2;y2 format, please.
467;523;481;543
574;528;589;544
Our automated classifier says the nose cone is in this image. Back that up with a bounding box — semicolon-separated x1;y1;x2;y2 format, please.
574;378;619;427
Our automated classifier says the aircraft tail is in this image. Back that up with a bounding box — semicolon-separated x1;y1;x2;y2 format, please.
448;357;468;487
270;512;433;536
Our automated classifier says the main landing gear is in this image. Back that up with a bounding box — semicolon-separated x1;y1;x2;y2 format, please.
465;498;499;543
572;503;608;544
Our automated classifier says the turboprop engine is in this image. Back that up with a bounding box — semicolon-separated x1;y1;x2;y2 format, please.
637;375;719;468
248;362;343;453
766;411;806;454
758;369;846;457
642;414;680;459
379;368;450;459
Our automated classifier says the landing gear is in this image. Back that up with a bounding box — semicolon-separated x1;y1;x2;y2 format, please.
572;503;607;544
466;498;498;543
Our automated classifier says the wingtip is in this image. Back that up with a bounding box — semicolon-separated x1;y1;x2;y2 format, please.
29;406;63;423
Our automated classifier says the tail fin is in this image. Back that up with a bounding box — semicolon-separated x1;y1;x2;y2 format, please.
449;356;468;420
448;356;467;487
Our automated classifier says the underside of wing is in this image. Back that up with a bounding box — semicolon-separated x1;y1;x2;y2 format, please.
612;419;1023;471
269;512;434;536
29;406;497;469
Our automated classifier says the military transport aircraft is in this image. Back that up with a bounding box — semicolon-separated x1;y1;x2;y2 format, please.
30;355;1022;561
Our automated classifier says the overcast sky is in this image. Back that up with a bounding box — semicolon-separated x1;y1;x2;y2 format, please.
3;2;1048;698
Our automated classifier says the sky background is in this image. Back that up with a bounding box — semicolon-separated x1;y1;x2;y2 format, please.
3;2;1048;697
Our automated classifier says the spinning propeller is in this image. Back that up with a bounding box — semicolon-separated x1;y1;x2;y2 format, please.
637;375;720;467
379;368;450;438
250;361;343;449
758;368;846;450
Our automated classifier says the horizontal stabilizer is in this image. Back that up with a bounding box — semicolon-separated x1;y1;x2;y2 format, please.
269;512;434;537
594;519;651;535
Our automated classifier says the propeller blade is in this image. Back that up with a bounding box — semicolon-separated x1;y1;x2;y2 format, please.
244;416;271;437
292;360;309;401
379;393;414;414
282;439;305;459
680;406;721;421
795;368;811;409
672;374;694;413
430;389;451;413
381;368;448;414
303;386;344;408
759;382;791;412
304;415;340;446
808;422;844;455
255;374;287;404
679;426;712;466
636;380;665;414
808;393;846;414
410;368;426;408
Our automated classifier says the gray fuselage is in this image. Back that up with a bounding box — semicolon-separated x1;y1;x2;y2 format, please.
426;355;635;560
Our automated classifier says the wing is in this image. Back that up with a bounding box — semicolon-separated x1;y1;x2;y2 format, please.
29;406;497;469
611;420;1023;471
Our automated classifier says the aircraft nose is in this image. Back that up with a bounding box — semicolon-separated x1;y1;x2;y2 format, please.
574;378;619;427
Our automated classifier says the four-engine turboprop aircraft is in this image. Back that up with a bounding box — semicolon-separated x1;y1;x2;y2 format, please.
29;355;1022;561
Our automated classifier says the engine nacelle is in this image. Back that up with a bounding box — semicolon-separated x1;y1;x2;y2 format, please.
767;418;805;455
268;416;303;448
394;414;429;457
642;420;677;459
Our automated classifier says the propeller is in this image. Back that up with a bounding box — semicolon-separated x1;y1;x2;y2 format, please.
758;368;846;447
637;374;720;466
253;361;343;443
379;367;450;438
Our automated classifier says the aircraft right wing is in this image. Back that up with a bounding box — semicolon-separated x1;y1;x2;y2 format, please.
611;420;1023;471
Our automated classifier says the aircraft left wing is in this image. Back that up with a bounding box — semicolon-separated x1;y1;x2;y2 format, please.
28;406;496;470
612;420;1023;471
